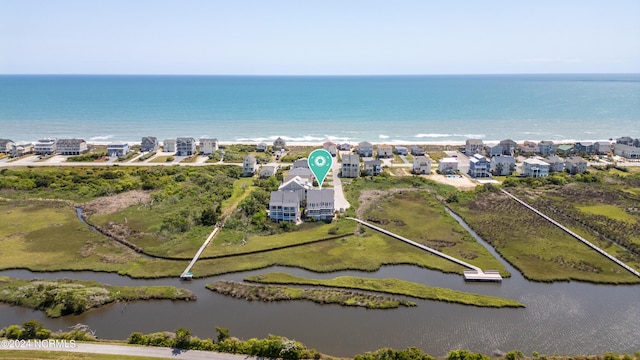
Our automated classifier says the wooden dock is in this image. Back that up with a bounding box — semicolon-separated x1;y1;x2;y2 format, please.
180;226;220;280
348;217;502;282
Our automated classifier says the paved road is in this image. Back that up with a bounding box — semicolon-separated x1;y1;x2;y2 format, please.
331;152;351;210
1;342;250;360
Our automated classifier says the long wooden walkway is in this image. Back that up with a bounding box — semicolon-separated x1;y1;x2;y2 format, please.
348;217;502;281
500;189;640;279
180;226;220;279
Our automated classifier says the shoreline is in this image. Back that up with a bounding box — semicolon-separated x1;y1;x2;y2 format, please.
69;138;615;148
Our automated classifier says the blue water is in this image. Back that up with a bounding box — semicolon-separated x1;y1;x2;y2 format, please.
1;74;639;144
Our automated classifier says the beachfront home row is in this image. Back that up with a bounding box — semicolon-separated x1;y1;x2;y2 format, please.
614;136;640;159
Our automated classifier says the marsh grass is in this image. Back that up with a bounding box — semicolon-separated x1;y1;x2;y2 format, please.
205;280;416;309
450;190;640;284
0;276;195;317
245;272;524;308
363;191;509;276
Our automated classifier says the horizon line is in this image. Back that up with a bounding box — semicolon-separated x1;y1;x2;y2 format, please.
1;72;639;77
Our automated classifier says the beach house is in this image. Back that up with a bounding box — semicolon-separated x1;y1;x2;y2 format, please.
305;188;335;221
594;141;611;155
0;139;14;154
438;158;459;174
141;136;159;152
293;158;309;169
323;142;337;156
499;139;517;156
284;167;315;183
57;139;88;155
257;142;268;152
259;166;275;178
575;142;595;155
468;154;491;178
341;154;360;178
614;143;640;159
363;159;382;176
357;141;373;157
242;154;257;176
273;137;286;151
565;157;588;175
338;143;351;151
11;142;33;157
395;146;408;155
410;145;425;156
490;155;516;176
538;140;556;156
176;137;196;156
412;155;431;174
34;138;57;155
377;144;393;158
269;190;300;223
465;139;484;156
519;141;538;154
107;142;130;157
545;155;565;173
199;138;219;155
278;176;313;203
163;139;176;153
485;144;503;158
522;158;550;177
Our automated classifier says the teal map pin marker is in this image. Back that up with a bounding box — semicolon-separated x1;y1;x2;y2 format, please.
308;149;333;188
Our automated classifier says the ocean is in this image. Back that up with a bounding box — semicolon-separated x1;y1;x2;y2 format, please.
0;74;639;145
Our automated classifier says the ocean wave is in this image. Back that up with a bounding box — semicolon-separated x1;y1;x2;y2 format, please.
89;135;113;141
379;135;390;139
414;133;454;138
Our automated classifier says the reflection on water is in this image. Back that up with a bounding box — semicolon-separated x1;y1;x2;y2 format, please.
1;266;638;357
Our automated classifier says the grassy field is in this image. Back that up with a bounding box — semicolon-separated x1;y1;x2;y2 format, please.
449;188;640;284
148;156;174;163
245;272;525;308
206;280;416;309
362;191;509;276
0;276;195;317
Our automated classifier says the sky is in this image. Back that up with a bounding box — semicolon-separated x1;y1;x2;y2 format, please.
1;0;639;75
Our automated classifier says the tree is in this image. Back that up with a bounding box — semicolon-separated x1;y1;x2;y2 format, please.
200;207;218;226
216;326;230;343
175;327;192;349
21;320;44;339
505;350;525;360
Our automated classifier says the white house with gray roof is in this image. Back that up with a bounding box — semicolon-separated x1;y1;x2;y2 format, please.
0;139;14;154
490;155;515;176
306;188;335;221
465;139;484;156
163;139;176;153
341;154;361;178
522;158;550;177
243;154;257;176
269;190;301;223
34;138;57;155
141;136;159;152
357;141;373;157
57;139;88;155
412;155;431;174
199;138;219;155
176;137;196;156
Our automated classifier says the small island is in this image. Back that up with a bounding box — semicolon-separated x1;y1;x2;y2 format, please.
0;276;196;317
